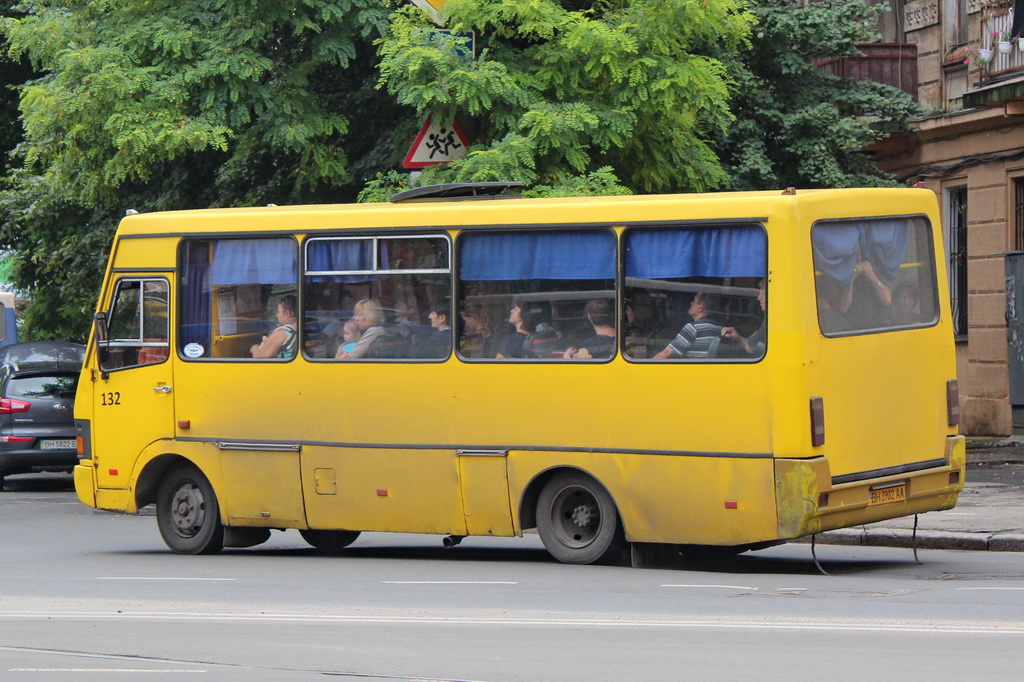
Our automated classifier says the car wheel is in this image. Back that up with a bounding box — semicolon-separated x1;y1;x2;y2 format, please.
156;463;224;555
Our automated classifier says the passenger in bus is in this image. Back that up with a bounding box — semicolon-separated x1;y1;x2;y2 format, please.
893;280;924;325
563;299;615;359
496;299;536;359
249;295;298;359
652;292;723;360
335;298;385;359
816;273;855;334
418;301;453;358
459;302;494;358
845;255;893;328
339;318;361;355
721;280;766;357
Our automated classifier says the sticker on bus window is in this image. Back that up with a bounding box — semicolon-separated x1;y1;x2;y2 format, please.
183;343;205;359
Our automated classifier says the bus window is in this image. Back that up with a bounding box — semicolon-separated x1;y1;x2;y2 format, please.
456;230;616;361
811;216;938;336
304;236;451;360
100;278;169;371
623;225;767;361
178;238;298;360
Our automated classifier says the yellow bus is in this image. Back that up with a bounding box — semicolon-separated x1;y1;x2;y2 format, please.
73;183;964;564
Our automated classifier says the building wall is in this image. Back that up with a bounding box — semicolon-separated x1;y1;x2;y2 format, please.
872;0;1024;435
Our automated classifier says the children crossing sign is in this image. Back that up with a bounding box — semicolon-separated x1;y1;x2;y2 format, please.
402;116;471;169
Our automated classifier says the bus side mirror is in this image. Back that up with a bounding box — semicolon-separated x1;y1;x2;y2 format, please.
94;311;109;344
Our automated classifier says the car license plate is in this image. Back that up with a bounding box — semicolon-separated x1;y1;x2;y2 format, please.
868;483;906;506
40;439;75;450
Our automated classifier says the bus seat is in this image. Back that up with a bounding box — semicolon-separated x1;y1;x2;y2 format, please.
369;324;413;359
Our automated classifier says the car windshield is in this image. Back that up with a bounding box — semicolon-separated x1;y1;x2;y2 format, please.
6;374;78;400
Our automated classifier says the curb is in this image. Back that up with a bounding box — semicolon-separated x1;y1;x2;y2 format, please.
792;529;1024;552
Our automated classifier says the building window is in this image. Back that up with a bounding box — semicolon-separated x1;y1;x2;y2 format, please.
1014;177;1024;251
948;187;968;337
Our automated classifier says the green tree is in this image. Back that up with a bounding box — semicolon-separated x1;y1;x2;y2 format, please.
717;0;919;190
0;0;402;339
374;0;754;196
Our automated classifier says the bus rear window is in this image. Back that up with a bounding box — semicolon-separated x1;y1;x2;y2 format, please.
812;216;937;336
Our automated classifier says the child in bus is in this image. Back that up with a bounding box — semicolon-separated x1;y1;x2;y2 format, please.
339;318;361;355
652;292;723;360
250;295;298;359
335;298;385;359
563;298;615;359
459;302;493;358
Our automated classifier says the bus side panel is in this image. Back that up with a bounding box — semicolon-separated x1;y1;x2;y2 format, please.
457;453;515;536
507;452;779;546
220;447;306;526
300;446;469;535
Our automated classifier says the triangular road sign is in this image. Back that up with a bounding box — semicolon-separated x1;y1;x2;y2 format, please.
402;116;471;169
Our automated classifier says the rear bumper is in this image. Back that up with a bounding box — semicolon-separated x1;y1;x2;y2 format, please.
776;435;966;539
0;447;78;473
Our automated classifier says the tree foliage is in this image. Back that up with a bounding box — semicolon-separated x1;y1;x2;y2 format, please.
716;0;920;190
375;0;754;195
0;0;402;339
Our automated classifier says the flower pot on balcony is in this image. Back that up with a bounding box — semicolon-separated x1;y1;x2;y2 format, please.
998;40;1013;54
979;48;994;63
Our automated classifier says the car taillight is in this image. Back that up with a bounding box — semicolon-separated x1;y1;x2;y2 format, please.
0;435;32;443
0;398;30;414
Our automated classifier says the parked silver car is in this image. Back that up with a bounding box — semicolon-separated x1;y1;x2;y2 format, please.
0;341;85;490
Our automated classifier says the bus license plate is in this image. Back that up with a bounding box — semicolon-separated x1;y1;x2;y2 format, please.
40;439;74;450
868;484;906;506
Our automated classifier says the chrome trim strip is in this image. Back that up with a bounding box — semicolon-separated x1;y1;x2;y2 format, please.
831;457;947;486
175;437;769;459
216;441;302;452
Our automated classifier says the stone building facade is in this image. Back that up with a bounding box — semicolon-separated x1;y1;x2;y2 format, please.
857;0;1024;435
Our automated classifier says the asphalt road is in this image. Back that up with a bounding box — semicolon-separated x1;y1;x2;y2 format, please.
2;474;1024;681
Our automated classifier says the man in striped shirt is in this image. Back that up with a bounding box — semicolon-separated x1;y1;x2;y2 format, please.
653;292;723;360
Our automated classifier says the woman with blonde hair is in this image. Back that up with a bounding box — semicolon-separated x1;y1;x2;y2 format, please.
336;298;385;359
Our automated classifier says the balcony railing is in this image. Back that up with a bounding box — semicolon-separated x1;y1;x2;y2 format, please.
814;44;918;101
980;5;1024;76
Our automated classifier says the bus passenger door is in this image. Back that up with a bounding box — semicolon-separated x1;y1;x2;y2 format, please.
91;277;174;490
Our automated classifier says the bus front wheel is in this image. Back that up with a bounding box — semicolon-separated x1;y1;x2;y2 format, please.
300;529;361;551
536;471;625;565
156;464;225;555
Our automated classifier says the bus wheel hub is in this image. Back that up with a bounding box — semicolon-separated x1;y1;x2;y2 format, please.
572;504;597;528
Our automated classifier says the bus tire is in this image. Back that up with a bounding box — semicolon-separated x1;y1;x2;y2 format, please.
300;529;361;551
536;471;625;565
156;463;224;555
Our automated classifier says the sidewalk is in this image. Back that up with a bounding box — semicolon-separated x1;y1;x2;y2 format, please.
806;438;1024;552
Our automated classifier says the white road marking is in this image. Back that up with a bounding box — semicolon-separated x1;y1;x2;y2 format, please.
9;669;206;674
380;581;518;585
661;584;757;590
1;611;1022;634
96;577;236;582
953;587;1024;591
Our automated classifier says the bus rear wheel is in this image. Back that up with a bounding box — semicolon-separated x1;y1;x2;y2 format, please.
156;463;224;555
536;471;625;565
300;529;361;551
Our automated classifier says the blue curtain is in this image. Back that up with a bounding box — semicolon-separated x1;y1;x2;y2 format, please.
306;239;374;284
459;231;615;281
211;238;297;285
812;220;910;287
625;226;766;279
180;241;212;351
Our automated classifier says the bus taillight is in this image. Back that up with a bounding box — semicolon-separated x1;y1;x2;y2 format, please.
810;397;825;447
947;379;959;427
